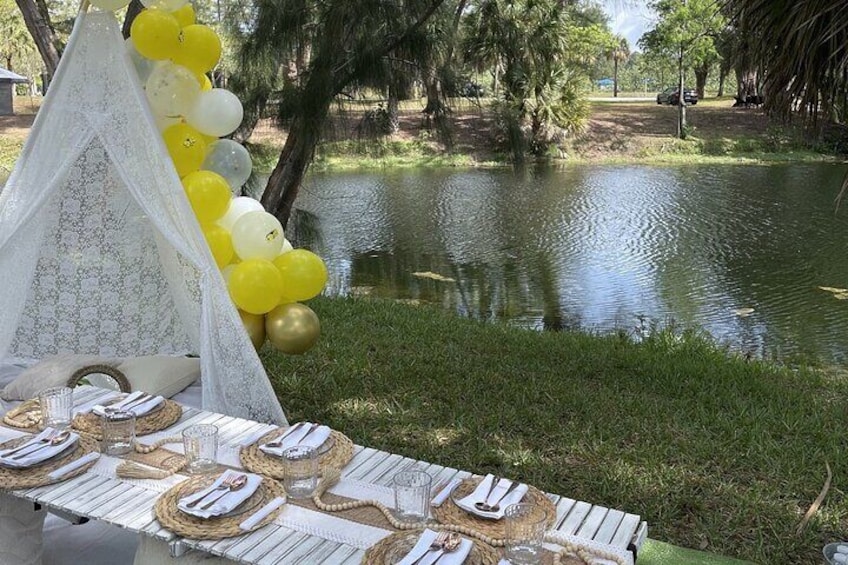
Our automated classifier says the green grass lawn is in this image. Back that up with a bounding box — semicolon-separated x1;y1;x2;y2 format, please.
261;297;848;564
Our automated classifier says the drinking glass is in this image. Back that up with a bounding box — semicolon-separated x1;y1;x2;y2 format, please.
392;470;432;523
39;386;73;430
182;424;218;474
281;445;318;499
101;410;135;456
504;503;548;565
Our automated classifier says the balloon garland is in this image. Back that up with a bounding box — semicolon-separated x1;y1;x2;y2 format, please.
90;0;327;354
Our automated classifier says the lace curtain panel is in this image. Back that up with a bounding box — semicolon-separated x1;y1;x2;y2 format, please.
0;10;286;425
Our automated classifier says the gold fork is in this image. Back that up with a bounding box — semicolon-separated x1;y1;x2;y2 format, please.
410;531;449;565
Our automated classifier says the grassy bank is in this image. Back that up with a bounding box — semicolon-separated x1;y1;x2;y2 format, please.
261;297;848;564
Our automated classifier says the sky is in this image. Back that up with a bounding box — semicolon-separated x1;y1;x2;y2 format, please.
601;1;656;52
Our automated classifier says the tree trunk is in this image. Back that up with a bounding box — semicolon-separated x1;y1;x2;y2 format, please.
677;45;686;139
261;112;326;228
387;83;400;134
717;67;727;97
735;66;757;99
694;64;708;99
613;58;619;97
14;0;60;77
260;64;335;227
122;0;143;39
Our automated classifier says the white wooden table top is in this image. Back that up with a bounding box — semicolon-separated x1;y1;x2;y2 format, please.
2;387;647;564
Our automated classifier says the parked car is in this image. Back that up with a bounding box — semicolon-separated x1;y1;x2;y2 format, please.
656;86;698;105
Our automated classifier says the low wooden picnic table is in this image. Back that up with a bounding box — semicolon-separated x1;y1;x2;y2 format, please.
0;386;647;563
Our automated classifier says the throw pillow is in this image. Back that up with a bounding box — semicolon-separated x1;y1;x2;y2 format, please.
0;354;114;401
118;356;201;399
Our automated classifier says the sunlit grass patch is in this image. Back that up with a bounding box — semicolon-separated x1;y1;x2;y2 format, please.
263;296;848;564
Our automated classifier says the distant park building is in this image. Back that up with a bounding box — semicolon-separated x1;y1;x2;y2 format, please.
0;68;28;116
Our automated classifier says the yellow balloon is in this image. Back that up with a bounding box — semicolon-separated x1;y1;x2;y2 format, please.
201;223;234;268
273;249;328;302
130;9;181;61
172;25;222;75
228;259;283;315
171;3;195;27
265;303;320;355
163;123;208;177
238;309;266;350
200;74;212;91
183;171;231;223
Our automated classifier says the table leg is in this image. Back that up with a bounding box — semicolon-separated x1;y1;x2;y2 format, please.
0;493;45;565
133;535;237;564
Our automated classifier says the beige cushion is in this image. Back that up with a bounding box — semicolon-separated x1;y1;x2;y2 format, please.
0;354;114;401
118;356;200;399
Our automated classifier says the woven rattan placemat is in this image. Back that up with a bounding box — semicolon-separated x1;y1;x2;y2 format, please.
431;477;557;541
240;428;354;479
361;530;501;565
0;435;99;489
154;474;286;540
72;399;182;438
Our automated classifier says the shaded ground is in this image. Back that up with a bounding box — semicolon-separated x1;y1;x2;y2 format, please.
0;95;830;171
576;99;773;159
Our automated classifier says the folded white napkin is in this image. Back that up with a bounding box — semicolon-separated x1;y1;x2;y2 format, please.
48;452;99;480
0;428;80;469
178;470;262;519
258;422;331;457
431;477;463;507
91;390;164;417
239;496;286;531
456;474;529;520
397;529;473;565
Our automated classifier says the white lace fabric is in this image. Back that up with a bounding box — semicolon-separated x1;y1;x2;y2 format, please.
0;10;286;425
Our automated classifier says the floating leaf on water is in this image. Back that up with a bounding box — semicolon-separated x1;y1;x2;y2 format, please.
412;271;456;283
834;293;848;300
818;286;848;294
733;308;755;317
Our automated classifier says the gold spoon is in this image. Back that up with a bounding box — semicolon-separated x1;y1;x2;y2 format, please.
10;430;71;460
199;475;249;511
1;430;59;457
475;480;520;513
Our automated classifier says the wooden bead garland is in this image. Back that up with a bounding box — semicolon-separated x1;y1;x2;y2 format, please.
2;399;41;429
310;468;626;565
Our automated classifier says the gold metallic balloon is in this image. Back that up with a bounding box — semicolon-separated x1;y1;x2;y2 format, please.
265;303;320;355
238;309;266;351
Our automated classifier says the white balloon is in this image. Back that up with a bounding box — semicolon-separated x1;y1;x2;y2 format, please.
145;61;201;118
202;140;253;192
155;114;182;132
186;89;244;138
141;0;188;9
231;211;285;261
125;38;156;83
279;239;294;255
217;196;264;232
91;0;131;10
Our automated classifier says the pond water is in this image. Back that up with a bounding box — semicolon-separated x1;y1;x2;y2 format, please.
286;163;848;363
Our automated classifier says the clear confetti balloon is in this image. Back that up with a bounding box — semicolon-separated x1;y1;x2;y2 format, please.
202;140;253;193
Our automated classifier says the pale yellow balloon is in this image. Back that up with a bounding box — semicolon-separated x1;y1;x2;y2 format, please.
231;210;284;261
265;303;320;355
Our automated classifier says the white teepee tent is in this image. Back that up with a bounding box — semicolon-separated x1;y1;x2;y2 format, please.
0;10;286;425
